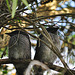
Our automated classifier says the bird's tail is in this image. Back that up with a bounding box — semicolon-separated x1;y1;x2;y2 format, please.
14;63;29;75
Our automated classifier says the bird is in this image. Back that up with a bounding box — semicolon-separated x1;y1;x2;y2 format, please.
6;30;31;75
34;26;61;74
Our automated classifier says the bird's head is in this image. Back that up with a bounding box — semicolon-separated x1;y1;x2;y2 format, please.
6;30;28;37
46;26;59;34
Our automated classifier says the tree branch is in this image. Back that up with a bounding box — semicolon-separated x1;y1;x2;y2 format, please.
0;59;75;74
32;13;75;21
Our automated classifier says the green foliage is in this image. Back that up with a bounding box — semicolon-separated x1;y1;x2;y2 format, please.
6;0;11;12
0;46;8;58
22;0;31;10
6;0;32;18
11;0;31;18
3;70;8;74
0;65;8;75
12;0;18;18
68;34;75;45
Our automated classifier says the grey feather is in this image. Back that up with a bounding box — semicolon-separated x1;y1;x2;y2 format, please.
7;30;31;75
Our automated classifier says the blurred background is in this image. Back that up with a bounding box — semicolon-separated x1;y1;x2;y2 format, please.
0;0;75;75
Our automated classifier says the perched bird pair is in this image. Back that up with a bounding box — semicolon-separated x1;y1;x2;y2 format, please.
7;26;60;75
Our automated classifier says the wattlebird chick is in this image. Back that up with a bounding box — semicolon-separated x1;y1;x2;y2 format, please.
7;30;31;75
34;26;61;74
